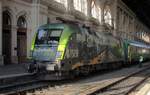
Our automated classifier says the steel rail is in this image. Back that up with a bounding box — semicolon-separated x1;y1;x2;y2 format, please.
0;80;48;94
88;66;150;95
1;64;150;94
125;73;150;95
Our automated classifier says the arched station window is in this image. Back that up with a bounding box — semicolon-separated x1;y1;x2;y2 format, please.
3;11;11;26
74;0;87;15
104;6;112;26
2;10;12;64
54;0;68;8
17;16;27;63
17;16;27;28
91;1;101;22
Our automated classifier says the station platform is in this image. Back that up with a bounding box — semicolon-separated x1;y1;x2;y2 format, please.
0;64;30;79
136;80;150;95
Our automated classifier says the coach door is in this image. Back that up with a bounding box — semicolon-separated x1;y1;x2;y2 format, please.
17;16;27;63
2;11;12;65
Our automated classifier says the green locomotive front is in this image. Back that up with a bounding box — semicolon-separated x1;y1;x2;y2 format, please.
30;23;77;72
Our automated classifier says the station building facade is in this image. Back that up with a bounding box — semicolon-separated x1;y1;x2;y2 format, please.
0;0;150;65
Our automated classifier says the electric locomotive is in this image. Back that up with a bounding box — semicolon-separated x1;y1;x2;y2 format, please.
29;22;150;79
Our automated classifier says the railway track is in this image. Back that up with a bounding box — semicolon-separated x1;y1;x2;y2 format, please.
0;75;73;94
1;64;150;95
0;79;77;94
0;80;47;94
88;66;150;95
25;64;150;95
0;71;48;94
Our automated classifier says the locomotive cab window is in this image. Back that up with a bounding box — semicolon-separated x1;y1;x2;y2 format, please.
35;29;62;46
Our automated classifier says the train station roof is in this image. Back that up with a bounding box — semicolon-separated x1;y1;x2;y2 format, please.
122;0;150;29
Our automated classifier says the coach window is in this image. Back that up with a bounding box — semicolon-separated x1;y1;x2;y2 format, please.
104;6;112;26
91;1;101;22
74;0;87;15
54;0;68;8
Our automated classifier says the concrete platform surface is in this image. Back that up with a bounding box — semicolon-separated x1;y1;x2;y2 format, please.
0;64;29;78
135;80;150;95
